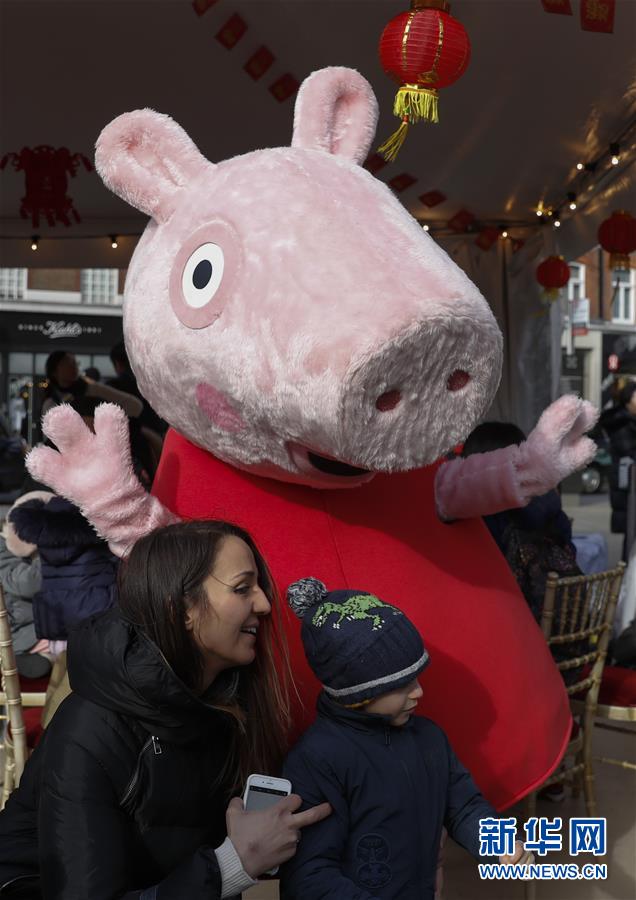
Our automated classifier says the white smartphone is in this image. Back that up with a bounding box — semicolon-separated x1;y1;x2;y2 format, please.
242;774;293;876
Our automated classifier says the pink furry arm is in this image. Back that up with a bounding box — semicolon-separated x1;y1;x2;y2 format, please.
26;404;178;557
435;395;598;521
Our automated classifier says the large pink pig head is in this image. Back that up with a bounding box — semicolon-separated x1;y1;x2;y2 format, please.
96;67;503;489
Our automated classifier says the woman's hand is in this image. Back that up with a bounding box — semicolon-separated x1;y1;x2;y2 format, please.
226;793;332;878
499;839;534;865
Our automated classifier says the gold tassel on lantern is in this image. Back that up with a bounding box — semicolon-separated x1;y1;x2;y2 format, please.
378;86;439;162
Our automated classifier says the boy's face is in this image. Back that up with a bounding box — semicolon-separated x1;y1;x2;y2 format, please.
364;679;423;726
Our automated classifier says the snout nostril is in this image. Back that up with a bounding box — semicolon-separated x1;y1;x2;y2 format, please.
447;370;471;392
376;390;402;412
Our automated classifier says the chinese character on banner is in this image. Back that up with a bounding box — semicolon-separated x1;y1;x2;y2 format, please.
541;0;573;14
580;0;615;32
523;817;563;855
479;817;517;856
569;818;607;855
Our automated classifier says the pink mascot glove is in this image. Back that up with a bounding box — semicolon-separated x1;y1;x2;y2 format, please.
26;403;178;557
435;395;599;522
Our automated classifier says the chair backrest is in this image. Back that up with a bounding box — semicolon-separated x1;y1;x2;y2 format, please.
0;584;28;787
540;563;626;711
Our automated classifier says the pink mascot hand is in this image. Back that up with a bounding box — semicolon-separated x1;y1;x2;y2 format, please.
26;403;178;556
435;395;598;522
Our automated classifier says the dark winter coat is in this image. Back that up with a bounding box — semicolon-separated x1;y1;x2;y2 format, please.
0;536;41;654
599;405;636;534
280;692;496;900
0;609;241;899
8;497;118;639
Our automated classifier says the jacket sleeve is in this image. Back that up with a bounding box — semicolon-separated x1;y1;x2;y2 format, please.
0;544;41;599
280;748;380;900
38;733;223;900
442;737;497;860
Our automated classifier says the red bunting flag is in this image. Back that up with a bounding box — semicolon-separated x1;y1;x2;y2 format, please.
388;173;417;193
511;238;526;254
419;190;446;207
244;46;275;80
192;0;219;16
474;227;500;251
363;153;388;175
541;0;573;14
216;14;248;49
580;0;615;32
269;74;300;102
447;209;475;233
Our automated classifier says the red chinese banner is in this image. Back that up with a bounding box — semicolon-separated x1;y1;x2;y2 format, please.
419;190;446;207
474;227;500;251
216;14;248;49
269;74;300;102
447;209;475;233
363;153;388;175
388;173;417;193
580;0;615;32
244;46;275;80
541;0;573;14
192;0;219;16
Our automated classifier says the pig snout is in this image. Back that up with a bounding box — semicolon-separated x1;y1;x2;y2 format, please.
336;315;501;471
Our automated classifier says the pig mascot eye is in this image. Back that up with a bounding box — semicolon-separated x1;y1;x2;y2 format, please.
182;243;225;308
168;221;243;329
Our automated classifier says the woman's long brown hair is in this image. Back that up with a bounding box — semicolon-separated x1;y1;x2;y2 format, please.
117;519;292;792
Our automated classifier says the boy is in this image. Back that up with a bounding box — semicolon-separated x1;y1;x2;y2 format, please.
281;577;529;899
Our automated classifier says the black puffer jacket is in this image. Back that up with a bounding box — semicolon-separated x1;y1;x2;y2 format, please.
0;609;241;899
599;406;636;534
9;497;118;639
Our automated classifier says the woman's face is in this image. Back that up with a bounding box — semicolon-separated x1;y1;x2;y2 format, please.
54;353;79;387
185;535;272;686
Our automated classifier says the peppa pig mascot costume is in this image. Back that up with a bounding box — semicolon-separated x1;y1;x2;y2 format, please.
28;68;597;809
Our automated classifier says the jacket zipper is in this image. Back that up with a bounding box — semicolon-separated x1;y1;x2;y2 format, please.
151;735;162;755
120;736;159;807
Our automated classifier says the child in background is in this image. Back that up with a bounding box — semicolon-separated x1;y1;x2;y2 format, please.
281;578;530;900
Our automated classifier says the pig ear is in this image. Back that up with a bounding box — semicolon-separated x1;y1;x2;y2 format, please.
95;109;209;223
292;67;378;165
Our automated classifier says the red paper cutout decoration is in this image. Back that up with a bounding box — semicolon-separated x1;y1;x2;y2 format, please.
363;153;389;175
377;0;471;161
541;0;572;15
389;173;417;193
597;211;636;270
447;208;475;233
511;238;526;254
419;190;446;207
216;14;248;49
269;74;300;102
536;255;570;301
244;46;275;80
474;227;500;251
0;146;92;228
580;0;615;33
192;0;220;16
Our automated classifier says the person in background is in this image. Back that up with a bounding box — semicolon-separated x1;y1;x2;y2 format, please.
0;520;330;899
83;366;101;382
280;578;530;900
0;492;54;679
599;380;636;560
41;351;142;421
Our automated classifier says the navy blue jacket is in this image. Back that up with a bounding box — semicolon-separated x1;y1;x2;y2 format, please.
281;693;496;900
9;497;117;640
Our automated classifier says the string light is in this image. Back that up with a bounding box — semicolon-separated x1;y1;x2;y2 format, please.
422;223;430;232
536;209;543;217
553;214;561;228
610;142;620;166
567;192;577;211
110;234;118;249
501;230;508;239
30;235;39;251
576;162;584;171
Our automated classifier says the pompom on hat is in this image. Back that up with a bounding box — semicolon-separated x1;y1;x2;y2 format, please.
287;577;429;706
2;491;55;557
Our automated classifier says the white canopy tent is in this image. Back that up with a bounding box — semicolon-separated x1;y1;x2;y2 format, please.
1;0;635;428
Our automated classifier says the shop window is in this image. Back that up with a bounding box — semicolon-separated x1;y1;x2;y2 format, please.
91;354;116;379
80;269;120;305
0;268;27;300
9;352;34;374
567;262;585;302
611;269;635;324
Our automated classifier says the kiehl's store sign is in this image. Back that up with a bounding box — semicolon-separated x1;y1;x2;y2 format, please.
0;311;122;349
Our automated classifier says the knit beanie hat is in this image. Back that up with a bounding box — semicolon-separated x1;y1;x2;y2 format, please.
2;491;56;557
287;577;429;706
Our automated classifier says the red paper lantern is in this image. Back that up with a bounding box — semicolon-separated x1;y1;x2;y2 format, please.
378;0;471;161
536;255;570;301
597;210;636;271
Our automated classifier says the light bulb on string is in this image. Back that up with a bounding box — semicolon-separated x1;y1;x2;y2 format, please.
567;192;577;211
501;230;508;239
110;234;118;249
610;143;620;166
30;235;39;251
576;162;584;171
422;224;429;232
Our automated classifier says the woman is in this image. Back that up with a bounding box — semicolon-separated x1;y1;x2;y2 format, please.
41;351;143;420
600;380;636;557
0;520;330;899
